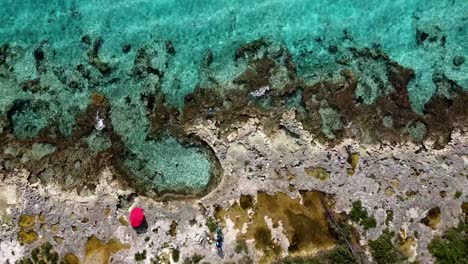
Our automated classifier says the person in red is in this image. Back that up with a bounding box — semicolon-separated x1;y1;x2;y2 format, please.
130;207;148;234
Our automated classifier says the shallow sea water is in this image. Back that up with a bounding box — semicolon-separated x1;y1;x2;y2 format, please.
0;0;466;193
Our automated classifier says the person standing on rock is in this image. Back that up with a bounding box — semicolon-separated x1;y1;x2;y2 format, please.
130;207;148;234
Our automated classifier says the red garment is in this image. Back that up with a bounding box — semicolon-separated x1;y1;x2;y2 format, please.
130;207;145;228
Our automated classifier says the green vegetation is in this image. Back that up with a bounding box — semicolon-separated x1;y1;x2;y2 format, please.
360;217;377;230
17;242;60;264
281;256;323;264
134;250;147;261
239;194;254;209
368;231;406;264
329;245;359;264
191;254;203;263
183;254;204;264
349;200;377;230
385;210;394;226
349;201;367;221
454;191;462;199
205;217;217;233
235;239;249;254
280;219;360;264
253;226;281;255
172;248;180;262
428;221;467;264
328;220;359;264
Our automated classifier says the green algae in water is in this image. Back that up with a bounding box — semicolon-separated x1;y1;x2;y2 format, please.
30;143;56;160
123;137;212;193
408;121;427;142
86;131;112;153
108;96;212;193
319;107;343;139
11;105;49;139
286;89;305;111
383;115;393;128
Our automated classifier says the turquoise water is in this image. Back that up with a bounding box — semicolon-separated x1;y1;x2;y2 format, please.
2;1;466;107
0;0;466;193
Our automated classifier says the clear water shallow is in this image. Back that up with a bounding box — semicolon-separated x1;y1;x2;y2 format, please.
2;0;466;107
0;0;466;193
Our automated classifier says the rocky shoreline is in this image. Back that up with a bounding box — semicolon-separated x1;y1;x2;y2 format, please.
1;110;466;263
